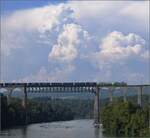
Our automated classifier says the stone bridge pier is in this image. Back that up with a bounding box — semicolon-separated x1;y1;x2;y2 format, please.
22;84;28;125
0;84;28;125
94;86;100;126
6;88;13;106
137;86;143;107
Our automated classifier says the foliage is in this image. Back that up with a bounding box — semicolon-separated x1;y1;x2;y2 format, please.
101;101;150;137
1;96;93;129
98;82;127;86
1;93;149;137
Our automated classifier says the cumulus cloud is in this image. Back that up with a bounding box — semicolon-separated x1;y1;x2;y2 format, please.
1;3;74;56
47;23;92;81
90;31;148;70
1;1;149;83
48;23;91;62
4;4;73;32
48;30;148;83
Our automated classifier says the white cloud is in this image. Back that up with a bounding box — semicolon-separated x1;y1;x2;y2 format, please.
141;51;149;60
1;1;149;83
68;1;149;26
90;31;147;70
68;1;123;20
4;4;73;32
2;1;148;56
17;65;75;82
1;3;74;56
120;1;149;23
47;23;92;81
48;23;90;62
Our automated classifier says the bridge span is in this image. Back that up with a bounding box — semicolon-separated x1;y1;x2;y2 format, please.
0;82;150;126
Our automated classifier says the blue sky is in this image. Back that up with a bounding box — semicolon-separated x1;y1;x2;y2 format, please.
1;0;67;14
1;0;149;84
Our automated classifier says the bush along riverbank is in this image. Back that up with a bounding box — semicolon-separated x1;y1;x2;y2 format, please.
101;101;150;137
1;96;93;129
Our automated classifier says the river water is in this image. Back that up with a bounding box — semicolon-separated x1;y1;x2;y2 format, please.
0;119;141;138
0;119;109;138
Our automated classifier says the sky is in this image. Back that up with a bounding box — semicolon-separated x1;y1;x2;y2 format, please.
1;0;149;84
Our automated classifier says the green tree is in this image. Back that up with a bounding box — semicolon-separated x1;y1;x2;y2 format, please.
101;101;150;137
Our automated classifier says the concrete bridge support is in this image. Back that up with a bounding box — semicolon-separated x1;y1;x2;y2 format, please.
94;86;100;126
22;85;28;125
137;86;142;107
6;88;13;106
123;87;127;102
109;87;113;103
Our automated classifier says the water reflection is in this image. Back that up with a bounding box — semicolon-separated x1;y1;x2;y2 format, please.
94;127;100;138
21;126;27;138
0;119;125;138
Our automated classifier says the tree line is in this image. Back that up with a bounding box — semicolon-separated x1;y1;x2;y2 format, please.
1;95;93;129
101;101;150;137
1;93;149;137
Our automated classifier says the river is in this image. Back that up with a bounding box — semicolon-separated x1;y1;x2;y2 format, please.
0;119;110;138
0;119;141;138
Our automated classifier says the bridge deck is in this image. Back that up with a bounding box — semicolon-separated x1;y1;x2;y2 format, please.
0;82;149;88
